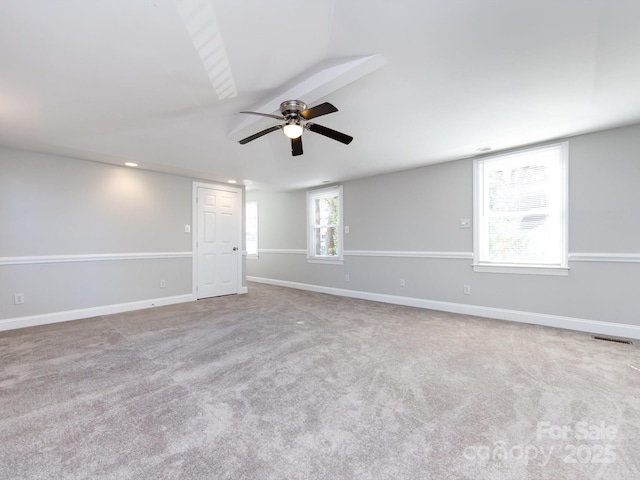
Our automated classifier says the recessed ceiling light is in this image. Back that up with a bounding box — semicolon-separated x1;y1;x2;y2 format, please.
227;180;237;184
477;147;492;153
124;162;138;167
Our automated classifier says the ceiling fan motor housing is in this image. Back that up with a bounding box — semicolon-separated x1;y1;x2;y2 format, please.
280;100;307;118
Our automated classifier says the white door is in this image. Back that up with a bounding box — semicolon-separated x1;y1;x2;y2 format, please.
196;186;240;299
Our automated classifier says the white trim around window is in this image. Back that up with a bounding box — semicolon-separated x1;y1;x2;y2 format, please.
306;185;344;265
473;142;569;276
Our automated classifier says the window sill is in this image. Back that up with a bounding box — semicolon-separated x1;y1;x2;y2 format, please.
307;257;344;266
472;264;570;276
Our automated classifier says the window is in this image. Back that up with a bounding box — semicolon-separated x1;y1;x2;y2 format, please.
473;143;568;275
307;185;343;264
246;200;258;257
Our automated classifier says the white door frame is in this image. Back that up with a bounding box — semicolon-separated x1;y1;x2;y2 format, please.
192;181;245;298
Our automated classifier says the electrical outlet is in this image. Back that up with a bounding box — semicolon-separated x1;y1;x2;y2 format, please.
345;274;350;282
160;280;166;288
184;225;191;233
14;293;25;305
464;285;471;295
400;279;405;287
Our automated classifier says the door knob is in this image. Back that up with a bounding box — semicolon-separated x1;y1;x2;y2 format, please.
232;247;238;251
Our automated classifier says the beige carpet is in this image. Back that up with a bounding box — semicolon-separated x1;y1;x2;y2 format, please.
1;282;639;479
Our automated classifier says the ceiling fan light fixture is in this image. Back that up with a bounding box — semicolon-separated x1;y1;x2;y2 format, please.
283;121;303;139
238;100;353;155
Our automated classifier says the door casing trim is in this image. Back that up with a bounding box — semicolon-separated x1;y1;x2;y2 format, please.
192;181;244;299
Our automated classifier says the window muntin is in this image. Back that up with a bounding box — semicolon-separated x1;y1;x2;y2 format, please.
474;143;568;274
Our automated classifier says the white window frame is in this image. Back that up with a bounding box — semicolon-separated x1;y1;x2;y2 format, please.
473;142;569;276
307;185;344;265
246;200;258;258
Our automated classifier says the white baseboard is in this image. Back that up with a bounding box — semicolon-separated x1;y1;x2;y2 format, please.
0;294;195;332
247;276;640;340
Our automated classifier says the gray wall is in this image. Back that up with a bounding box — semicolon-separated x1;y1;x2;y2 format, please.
247;123;640;328
0;147;244;322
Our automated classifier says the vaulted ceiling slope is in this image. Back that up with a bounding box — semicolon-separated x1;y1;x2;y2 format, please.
1;0;640;190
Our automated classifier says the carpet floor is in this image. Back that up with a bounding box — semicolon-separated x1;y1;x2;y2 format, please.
1;282;639;479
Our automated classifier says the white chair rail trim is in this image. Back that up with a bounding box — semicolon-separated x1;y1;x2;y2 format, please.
0;252;193;266
568;253;640;263
255;250;640;263
256;249;473;259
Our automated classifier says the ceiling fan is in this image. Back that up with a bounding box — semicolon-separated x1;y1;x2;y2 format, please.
238;100;353;156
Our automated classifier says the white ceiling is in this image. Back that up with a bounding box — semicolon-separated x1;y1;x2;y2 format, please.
2;0;640;190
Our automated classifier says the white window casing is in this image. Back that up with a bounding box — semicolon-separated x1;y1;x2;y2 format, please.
307;185;344;265
473;143;569;276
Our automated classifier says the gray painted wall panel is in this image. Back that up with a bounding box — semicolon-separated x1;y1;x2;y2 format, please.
568;125;640;252
1;149;192;256
1;147;245;323
250;190;307;250
1;258;191;318
247;123;640;329
344;159;473;252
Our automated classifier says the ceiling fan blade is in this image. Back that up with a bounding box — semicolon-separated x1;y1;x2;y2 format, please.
239;111;285;121
238;125;281;144
307;123;353;145
291;136;303;156
299;102;338;120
